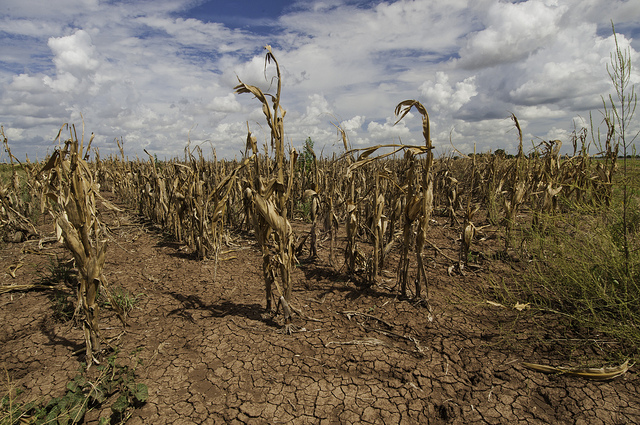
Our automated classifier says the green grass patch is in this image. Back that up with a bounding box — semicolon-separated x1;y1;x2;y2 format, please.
493;197;640;360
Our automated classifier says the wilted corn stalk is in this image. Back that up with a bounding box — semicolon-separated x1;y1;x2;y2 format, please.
207;156;250;277
560;125;592;205
459;151;479;271
185;146;210;259
344;156;360;274
324;153;340;267
235;46;297;320
143;149;169;227
343;144;408;282
0;129;39;242
445;172;460;226
531;139;563;232
502;114;528;251
398;150;420;297
592;116;618;206
40;124;119;366
1;128;41;235
395;100;434;298
304;188;320;258
369;173;385;283
301;139;321;258
345;200;359;274
482;153;506;225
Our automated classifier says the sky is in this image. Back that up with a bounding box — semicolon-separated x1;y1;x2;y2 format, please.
1;0;639;161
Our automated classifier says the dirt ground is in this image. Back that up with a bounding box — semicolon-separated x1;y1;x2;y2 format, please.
1;194;638;424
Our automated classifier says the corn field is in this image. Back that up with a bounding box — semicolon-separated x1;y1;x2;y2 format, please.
0;47;638;361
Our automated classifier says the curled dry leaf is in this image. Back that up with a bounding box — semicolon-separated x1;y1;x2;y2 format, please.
8;262;23;278
522;359;633;380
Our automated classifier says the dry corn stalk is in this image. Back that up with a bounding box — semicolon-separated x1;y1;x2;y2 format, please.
502;114;528;251
304;189;320;258
459;151;480;271
40;123;120;367
398;150;419;296
343;143;426;284
0;128;39;241
371;178;385;281
395;100;434;298
235;46;296;320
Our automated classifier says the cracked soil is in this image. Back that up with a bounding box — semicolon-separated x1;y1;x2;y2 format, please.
1;194;638;424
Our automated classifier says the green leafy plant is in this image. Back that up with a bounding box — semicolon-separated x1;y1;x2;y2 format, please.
1;351;148;425
298;137;315;175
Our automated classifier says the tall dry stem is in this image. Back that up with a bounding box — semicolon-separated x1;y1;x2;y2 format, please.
40;123;120;366
395;100;434;298
235;46;297;320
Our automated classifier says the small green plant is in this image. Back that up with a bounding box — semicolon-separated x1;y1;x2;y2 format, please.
1;351;148;424
39;256;75;287
295;198;313;222
100;286;142;320
50;289;75;323
40;256;76;323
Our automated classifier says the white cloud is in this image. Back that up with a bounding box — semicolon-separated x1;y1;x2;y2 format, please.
0;0;99;19
420;72;477;113
458;0;566;69
514;105;565;120
0;0;638;161
341;115;365;133
299;94;333;126
48;30;99;75
207;93;242;113
365;116;413;145
0;19;63;37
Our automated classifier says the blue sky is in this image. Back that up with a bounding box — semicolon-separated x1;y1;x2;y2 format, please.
183;0;294;30
1;0;639;161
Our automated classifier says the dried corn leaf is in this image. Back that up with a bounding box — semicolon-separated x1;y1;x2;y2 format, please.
303;189;317;199
463;223;475;245
522;360;632;380
0;283;55;294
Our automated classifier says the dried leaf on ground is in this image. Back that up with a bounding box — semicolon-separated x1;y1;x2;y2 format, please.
522;359;633;380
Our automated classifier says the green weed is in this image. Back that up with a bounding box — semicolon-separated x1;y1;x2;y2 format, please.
40;256;76;323
497;204;640;358
100;286;142;319
0;351;148;425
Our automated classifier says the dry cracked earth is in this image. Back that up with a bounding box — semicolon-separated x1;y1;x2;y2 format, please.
1;194;639;424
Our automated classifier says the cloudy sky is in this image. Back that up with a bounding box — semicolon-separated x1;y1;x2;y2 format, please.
1;0;639;161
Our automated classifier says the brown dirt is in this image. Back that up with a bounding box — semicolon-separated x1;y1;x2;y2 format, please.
1;194;638;424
